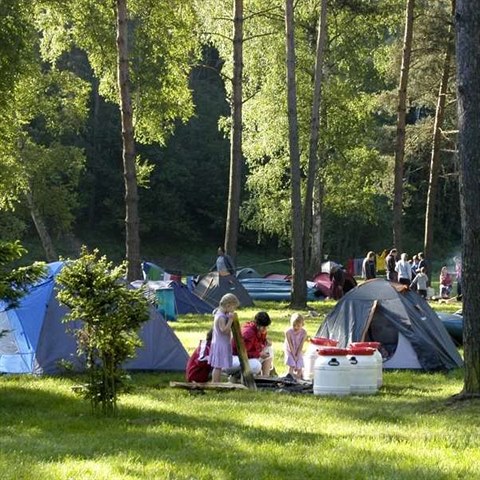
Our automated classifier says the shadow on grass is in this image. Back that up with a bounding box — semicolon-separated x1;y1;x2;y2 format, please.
0;374;479;479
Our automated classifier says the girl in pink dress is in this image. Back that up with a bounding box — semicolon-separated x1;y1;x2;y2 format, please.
284;313;307;380
209;293;240;383
439;266;453;298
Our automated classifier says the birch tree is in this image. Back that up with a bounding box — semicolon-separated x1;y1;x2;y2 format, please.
36;0;199;280
285;0;306;308
304;0;327;275
423;0;455;262
393;0;415;251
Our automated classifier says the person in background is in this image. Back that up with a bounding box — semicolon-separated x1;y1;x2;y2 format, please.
417;252;430;287
395;253;412;286
209;293;240;383
439;266;453;299
409;255;420;291
213;246;236;276
454;256;462;299
231;311;273;376
330;265;345;299
284;313;307;380
410;267;428;299
186;329;213;383
385;248;398;282
362;251;376;280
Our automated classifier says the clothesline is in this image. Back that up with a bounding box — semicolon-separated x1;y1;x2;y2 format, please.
236;257;293;271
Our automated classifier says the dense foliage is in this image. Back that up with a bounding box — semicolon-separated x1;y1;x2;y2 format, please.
0;240;46;307
0;0;461;268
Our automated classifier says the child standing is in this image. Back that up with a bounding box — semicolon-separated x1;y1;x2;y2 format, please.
284;313;307;380
209;293;240;383
439;266;453;298
410;267;429;299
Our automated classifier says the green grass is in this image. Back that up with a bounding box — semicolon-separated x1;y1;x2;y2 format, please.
0;300;477;480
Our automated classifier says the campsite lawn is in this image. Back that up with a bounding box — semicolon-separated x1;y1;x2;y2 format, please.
1;300;478;480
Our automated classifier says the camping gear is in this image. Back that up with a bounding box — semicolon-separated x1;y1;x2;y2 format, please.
303;337;338;381
350;341;383;387
313;347;351;396
347;347;378;394
142;261;165;281
236;268;262;280
166;270;182;283
313;271;357;298
315;279;463;371
239;277;319;301
436;310;463;345
132;279;212;316
155;287;176;321
0;262;189;375
193;272;254;308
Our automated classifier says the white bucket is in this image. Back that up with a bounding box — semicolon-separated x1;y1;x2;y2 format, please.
350;342;383;388
303;344;318;381
348;347;378;395
313;348;351;396
303;338;339;381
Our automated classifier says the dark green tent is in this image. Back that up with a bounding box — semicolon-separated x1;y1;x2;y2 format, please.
316;279;463;371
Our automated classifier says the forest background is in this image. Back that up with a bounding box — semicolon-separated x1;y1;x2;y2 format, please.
0;0;460;278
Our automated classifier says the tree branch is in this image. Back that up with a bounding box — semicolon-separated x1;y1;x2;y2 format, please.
204;31;233;42
244;30;279;42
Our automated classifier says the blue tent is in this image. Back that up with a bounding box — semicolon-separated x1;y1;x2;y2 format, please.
132;279;213;319
0;262;188;374
170;281;213;315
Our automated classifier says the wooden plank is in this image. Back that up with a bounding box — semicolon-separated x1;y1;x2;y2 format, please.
231;315;257;390
170;381;248;391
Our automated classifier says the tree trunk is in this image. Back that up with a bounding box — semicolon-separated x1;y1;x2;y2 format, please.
455;0;480;394
88;77;100;228
116;0;142;281
224;0;243;261
309;175;324;275
303;0;327;275
393;0;415;251
285;0;306;308
424;0;455;264
25;189;57;262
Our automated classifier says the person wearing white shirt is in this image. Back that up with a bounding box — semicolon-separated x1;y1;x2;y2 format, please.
395;253;412;286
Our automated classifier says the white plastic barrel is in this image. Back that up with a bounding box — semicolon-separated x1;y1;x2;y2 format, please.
347;347;378;394
303;337;338;381
313;347;351;396
350;342;383;388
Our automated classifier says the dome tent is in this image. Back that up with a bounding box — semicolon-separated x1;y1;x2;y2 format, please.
193;272;254;308
0;262;188;374
316;279;463;371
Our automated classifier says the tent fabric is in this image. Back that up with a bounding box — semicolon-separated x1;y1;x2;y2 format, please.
0;262;188;374
125;306;188;371
316;279;463;371
239;277;320;302
313;271;357;297
193;272;254;308
236;268;262;280
169;281;212;315
132;280;212;315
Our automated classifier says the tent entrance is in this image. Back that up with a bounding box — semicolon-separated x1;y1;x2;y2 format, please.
363;307;400;361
